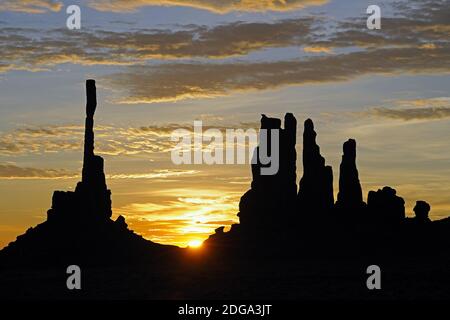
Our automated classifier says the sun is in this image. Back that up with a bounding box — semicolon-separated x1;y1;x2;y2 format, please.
188;239;203;249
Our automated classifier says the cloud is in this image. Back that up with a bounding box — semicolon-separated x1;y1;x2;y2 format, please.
368;98;450;121
0;164;77;179
0;19;315;72
0;163;202;181
0;123;166;156
371;107;450;121
88;0;328;13
107;169;201;179
0;124;84;156
0;0;63;13
0;0;448;103
303;46;333;54
103;45;450;103
0;0;448;75
0;121;259;156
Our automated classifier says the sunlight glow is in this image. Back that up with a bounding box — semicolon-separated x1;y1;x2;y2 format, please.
188;239;203;248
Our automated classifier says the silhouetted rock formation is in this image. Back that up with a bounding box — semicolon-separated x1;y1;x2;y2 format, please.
336;139;365;212
367;186;405;224
78;79;112;219
238;114;297;230
206;113;450;258
297;119;334;214
413;200;431;224
47;80;112;223
281;113;298;203
0;80;177;266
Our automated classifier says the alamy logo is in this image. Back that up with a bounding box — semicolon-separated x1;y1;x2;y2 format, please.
66;265;81;290
366;265;381;290
367;5;381;30
66;5;81;30
170;121;280;175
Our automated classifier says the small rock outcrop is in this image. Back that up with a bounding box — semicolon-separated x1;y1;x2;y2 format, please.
367;186;405;224
413;200;431;224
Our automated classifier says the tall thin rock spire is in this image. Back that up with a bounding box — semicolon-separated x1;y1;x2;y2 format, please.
82;79;97;184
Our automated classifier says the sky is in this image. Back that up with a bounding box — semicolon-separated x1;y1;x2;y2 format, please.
0;0;449;248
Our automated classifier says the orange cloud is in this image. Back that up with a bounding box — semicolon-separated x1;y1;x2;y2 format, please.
368;97;450;121
89;0;328;13
0;0;62;13
0;163;77;179
0;121;259;157
303;46;333;54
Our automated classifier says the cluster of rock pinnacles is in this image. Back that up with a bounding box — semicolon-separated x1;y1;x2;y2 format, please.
208;112;432;246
